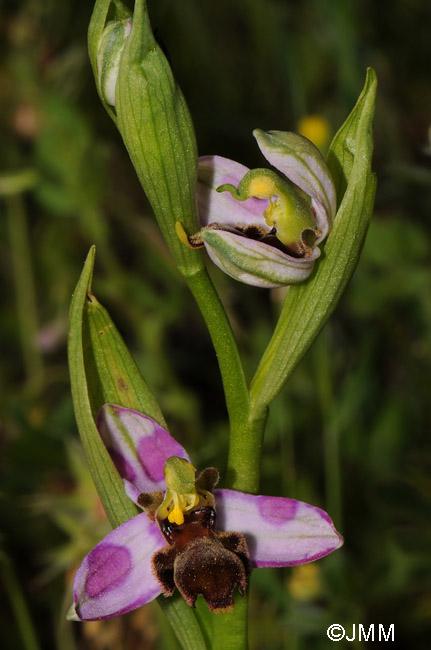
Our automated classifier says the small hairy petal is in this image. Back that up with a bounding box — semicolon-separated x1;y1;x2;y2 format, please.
68;513;164;621
197;155;268;227
202;229;319;288
97;405;190;501
215;490;343;567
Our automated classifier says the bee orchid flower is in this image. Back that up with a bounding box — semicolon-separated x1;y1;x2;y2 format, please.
177;129;336;288
67;405;343;621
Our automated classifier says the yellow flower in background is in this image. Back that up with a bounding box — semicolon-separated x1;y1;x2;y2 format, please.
298;114;332;152
287;563;322;601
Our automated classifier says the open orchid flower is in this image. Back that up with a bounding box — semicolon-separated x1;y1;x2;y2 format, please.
68;405;343;621
176;129;336;288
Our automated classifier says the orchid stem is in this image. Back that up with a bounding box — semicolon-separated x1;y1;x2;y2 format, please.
184;268;250;450
183;267;267;650
184;267;269;493
1;554;41;650
226;407;268;494
6;194;44;394
210;592;249;650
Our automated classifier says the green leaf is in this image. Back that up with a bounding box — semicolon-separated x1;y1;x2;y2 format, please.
68;246;137;528
250;68;377;415
68;246;207;649
159;594;208;650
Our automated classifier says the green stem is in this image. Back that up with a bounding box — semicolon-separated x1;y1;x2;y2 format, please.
183;269;249;454
184;267;269;494
7;194;44;393
182;268;266;650
1;555;41;650
226;407;268;494
158;596;207;650
210;592;249;650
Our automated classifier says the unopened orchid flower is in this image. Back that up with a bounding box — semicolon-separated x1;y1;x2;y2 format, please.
68;405;343;621
177;129;336;288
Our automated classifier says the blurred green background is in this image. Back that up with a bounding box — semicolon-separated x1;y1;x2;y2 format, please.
0;1;429;649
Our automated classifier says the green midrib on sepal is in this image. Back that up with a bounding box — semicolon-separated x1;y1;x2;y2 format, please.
202;229;314;287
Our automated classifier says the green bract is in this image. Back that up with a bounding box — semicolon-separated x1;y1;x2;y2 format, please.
250;68;378;415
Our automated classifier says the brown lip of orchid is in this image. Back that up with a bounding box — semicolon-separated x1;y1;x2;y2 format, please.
138;462;251;614
67;405;343;621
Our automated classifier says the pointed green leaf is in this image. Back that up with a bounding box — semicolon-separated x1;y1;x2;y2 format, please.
160;594;208;650
250;68;377;415
68;246;137;527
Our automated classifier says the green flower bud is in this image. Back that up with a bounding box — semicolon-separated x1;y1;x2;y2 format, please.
88;0;202;276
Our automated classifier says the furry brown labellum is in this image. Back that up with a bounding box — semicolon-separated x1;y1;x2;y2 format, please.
154;506;250;613
138;464;251;613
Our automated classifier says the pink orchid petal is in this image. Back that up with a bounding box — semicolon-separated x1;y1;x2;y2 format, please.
68;513;164;621
253;129;336;241
215;489;343;567
202;229;319;288
97;405;190;501
197;155;268;227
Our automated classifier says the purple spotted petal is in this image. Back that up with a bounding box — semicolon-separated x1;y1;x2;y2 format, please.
68;513;164;621
97;405;190;503
197;155;268;228
215;489;343;567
